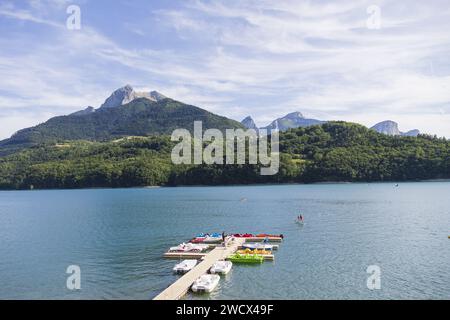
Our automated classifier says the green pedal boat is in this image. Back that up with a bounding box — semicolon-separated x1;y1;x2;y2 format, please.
227;253;264;263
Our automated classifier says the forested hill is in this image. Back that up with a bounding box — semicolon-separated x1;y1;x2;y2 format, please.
0;98;244;156
0;122;449;190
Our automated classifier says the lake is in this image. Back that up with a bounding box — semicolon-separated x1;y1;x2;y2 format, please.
0;182;449;299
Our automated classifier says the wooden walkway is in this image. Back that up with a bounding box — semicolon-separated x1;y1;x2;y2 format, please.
153;237;245;300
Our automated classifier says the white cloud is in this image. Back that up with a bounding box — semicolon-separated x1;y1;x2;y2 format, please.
1;0;450;139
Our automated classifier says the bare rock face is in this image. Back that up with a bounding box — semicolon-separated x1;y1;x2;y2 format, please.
241;116;258;131
99;85;167;109
371;120;401;135
371;120;419;137
402;129;420;137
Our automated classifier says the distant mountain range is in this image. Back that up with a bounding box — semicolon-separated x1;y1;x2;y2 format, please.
241;114;420;137
241;112;324;132
0;85;422;156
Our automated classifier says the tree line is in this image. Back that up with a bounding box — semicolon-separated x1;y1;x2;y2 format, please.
0;122;449;190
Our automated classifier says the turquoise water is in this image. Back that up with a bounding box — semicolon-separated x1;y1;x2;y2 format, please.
0;183;449;299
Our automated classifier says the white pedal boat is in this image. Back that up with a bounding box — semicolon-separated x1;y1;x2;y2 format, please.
169;243;209;253
191;274;221;293
173;259;197;274
242;243;274;250
210;261;232;275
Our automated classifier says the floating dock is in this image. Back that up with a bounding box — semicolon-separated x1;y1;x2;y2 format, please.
154;237;246;300
154;235;283;300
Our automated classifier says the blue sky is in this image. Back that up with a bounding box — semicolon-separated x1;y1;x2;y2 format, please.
1;0;450;138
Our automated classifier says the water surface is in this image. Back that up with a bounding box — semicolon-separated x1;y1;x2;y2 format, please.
0;182;449;299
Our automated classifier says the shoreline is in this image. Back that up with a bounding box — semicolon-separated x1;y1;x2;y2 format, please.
1;179;450;192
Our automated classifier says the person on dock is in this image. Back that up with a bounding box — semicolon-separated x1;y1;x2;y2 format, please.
222;231;226;247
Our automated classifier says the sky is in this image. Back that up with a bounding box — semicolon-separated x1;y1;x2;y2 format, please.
0;0;450;139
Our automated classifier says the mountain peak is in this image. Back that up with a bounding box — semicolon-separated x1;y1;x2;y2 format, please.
371;120;419;137
371;120;400;135
149;90;167;102
241;116;258;131
99;86;167;109
100;85;137;109
262;111;322;131
285;111;305;119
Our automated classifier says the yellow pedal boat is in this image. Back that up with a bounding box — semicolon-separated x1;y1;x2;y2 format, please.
237;249;271;255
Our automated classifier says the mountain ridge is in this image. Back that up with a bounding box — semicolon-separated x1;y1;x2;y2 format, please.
240;112;419;138
262;111;324;131
0;85;425;156
0;90;244;156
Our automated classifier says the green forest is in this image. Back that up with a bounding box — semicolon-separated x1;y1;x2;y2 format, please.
0;122;449;190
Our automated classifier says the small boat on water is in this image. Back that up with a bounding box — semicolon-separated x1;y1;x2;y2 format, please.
191;274;221;293
192;233;223;243
210;261;233;275
237;249;271;255
227;253;264;263
296;214;305;225
169;243;209;253
233;233;254;238
196;233;209;238
242;243;274;251
173;259;197;274
203;236;222;243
